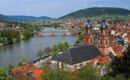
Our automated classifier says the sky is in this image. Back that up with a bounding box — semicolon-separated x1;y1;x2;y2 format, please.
0;0;130;18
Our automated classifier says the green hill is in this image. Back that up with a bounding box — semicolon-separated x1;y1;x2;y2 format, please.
0;14;17;23
60;7;130;19
0;14;9;19
0;14;55;22
7;16;55;22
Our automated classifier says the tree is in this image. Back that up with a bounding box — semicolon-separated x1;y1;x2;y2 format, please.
18;62;23;66
102;74;127;80
20;58;26;65
11;30;19;38
22;29;32;39
56;43;68;51
0;67;14;80
111;45;130;78
27;59;33;64
77;65;100;80
7;37;13;44
52;44;57;51
102;76;115;80
44;47;52;54
62;43;68;51
0;67;7;80
78;34;84;42
41;69;72;80
64;42;69;48
51;51;58;57
42;61;51;68
6;76;14;80
16;35;21;42
37;50;43;58
56;43;64;50
114;74;126;80
7;65;14;72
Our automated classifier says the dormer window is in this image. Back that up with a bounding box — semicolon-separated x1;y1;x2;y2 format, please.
101;29;103;34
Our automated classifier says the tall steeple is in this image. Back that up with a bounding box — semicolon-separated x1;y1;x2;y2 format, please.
98;20;110;56
84;20;94;46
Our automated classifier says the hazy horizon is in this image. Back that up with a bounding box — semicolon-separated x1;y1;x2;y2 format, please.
0;0;130;18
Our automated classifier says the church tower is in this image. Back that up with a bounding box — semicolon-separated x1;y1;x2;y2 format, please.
98;22;110;56
84;22;94;46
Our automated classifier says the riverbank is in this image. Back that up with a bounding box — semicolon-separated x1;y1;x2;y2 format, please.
0;29;33;47
0;35;78;68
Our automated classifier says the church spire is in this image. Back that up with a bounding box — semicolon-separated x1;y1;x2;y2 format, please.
84;20;94;46
98;20;110;56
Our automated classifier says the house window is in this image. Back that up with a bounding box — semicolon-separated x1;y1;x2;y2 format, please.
91;39;93;44
57;62;59;67
79;64;83;67
61;63;64;69
90;29;92;33
86;29;88;34
101;29;103;34
106;40;108;45
101;40;103;45
74;65;77;69
106;30;107;34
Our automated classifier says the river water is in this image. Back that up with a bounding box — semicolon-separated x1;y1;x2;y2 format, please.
0;35;77;68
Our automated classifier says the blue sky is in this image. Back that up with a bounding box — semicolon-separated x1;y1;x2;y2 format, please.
0;0;130;18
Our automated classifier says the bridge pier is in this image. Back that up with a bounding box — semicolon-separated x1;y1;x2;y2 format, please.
51;33;55;36
63;33;66;36
37;31;70;36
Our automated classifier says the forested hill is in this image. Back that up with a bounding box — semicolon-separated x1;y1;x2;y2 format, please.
7;16;55;22
60;7;130;19
0;14;17;23
0;14;55;22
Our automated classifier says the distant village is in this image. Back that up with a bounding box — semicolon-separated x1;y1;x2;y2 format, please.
0;18;130;80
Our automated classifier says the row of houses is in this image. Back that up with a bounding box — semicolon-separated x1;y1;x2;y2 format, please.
0;23;24;31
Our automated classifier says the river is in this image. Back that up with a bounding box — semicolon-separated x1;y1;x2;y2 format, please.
0;35;78;68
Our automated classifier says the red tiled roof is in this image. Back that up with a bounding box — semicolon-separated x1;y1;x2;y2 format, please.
71;69;79;75
116;31;121;34
122;30;126;33
108;25;114;28
111;44;123;54
117;53;124;58
33;69;45;80
109;36;117;41
66;24;73;27
11;64;37;80
116;26;121;30
127;29;130;32
88;56;112;65
127;36;130;42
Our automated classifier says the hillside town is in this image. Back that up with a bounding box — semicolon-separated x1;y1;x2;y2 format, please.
0;0;130;79
0;19;128;80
